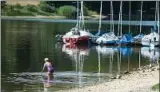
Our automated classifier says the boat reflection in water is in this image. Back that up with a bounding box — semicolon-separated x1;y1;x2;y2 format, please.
141;47;159;67
62;44;113;86
96;46;118;56
62;44;90;58
119;47;133;57
95;46;128;79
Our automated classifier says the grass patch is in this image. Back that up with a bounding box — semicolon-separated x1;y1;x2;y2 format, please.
152;83;159;91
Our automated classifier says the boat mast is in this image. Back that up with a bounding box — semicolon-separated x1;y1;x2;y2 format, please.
98;1;103;34
76;1;79;29
118;1;122;37
140;1;143;34
129;1;131;34
120;1;123;36
155;1;157;22
110;1;114;32
81;1;85;30
157;1;159;34
111;1;114;33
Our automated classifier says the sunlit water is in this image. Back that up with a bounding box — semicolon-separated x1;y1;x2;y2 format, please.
1;19;159;92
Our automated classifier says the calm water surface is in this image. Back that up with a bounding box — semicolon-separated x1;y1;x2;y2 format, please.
1;19;159;92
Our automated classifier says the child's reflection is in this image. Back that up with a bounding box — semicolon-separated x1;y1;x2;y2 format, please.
43;74;54;89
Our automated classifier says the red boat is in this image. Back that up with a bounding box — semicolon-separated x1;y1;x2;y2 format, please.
62;27;92;45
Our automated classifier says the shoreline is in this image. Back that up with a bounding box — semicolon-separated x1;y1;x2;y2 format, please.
1;16;156;26
57;65;159;92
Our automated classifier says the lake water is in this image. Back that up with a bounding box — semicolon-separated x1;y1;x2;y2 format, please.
1;19;159;92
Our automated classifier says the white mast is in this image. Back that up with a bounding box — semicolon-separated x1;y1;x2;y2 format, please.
155;1;157;22
129;1;131;34
110;1;114;32
80;1;85;30
118;1;122;37
98;1;103;35
157;1;159;34
76;1;79;28
111;1;114;33
140;1;143;34
120;1;123;36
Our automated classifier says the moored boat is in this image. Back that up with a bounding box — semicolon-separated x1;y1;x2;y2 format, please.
62;1;93;45
141;31;159;46
62;27;92;44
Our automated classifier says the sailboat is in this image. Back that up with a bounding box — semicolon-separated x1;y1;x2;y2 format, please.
132;1;144;45
141;1;159;46
90;1;106;44
117;1;133;46
62;1;93;45
96;1;119;45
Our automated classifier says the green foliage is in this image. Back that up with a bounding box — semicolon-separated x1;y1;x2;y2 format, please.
1;2;98;18
38;1;55;13
88;10;98;15
14;3;23;9
24;4;39;12
57;5;76;19
83;5;89;16
152;83;159;91
1;1;7;9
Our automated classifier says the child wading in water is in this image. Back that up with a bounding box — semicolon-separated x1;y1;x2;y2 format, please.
42;58;55;76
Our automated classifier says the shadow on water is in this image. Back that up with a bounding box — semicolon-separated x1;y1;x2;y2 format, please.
1;19;159;92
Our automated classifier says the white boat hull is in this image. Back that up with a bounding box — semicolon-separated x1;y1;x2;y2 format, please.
141;32;159;46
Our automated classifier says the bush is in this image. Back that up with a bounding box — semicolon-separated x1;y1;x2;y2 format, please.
24;4;39;12
152;83;159;91
57;5;76;19
14;3;23;9
83;5;89;16
1;1;7;9
88;10;98;16
38;1;55;13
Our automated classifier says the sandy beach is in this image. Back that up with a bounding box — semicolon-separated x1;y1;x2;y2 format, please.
58;65;159;92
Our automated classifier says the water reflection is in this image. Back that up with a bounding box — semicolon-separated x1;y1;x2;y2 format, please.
62;44;89;57
141;47;159;67
96;46;118;56
62;44;89;75
2;45;160;91
119;47;132;57
43;74;54;91
2;20;159;92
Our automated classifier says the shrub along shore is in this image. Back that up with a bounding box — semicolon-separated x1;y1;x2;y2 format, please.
1;1;100;19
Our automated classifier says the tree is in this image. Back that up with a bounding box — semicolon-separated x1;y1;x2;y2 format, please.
57;5;76;19
38;1;55;13
1;1;6;9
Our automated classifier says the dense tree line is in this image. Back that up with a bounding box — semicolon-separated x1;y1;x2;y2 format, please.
1;1;158;20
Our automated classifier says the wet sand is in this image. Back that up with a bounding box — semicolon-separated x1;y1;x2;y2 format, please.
58;65;159;92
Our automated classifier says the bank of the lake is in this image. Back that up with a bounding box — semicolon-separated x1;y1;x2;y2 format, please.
58;65;159;92
1;15;106;20
1;16;156;26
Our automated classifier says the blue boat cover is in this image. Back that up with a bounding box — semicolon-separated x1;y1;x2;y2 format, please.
133;34;144;39
118;34;133;44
